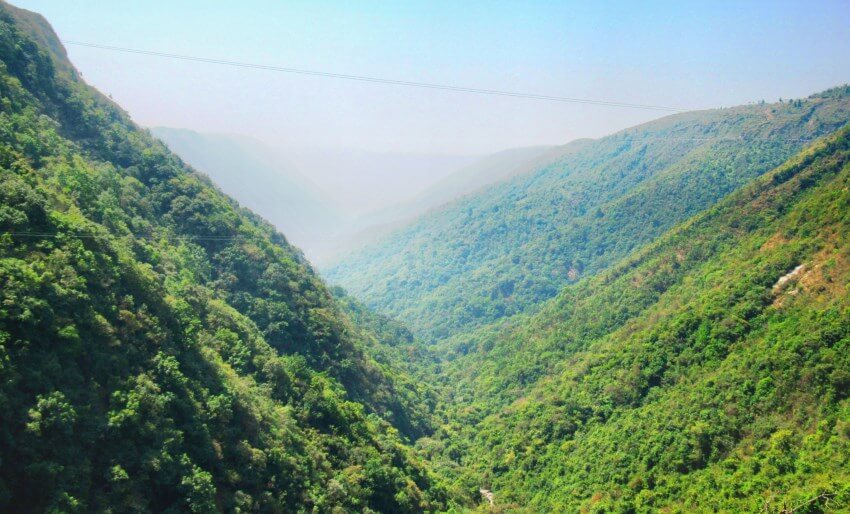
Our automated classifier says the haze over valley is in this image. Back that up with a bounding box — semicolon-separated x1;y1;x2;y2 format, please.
2;1;850;512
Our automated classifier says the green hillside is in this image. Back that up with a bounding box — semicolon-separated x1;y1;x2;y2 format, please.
339;145;557;253
0;4;448;512
432;127;850;512
3;1;850;513
150;128;341;261
324;90;850;341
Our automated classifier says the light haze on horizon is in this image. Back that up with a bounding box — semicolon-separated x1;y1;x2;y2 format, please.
11;0;850;157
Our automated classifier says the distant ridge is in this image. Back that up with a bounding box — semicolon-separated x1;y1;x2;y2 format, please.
151;127;341;260
325;86;850;341
0;4;447;511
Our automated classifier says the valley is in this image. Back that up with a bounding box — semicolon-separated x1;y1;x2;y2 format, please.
0;1;848;513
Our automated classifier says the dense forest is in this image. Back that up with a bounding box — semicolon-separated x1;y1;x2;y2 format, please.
0;3;450;512
429;126;850;512
1;2;850;513
325;89;850;342
150;127;341;259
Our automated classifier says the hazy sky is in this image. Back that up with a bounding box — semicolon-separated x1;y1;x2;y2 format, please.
11;0;850;155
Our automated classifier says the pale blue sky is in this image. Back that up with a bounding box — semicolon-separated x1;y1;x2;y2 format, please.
11;1;850;154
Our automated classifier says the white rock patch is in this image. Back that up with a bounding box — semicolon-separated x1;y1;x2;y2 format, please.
480;488;494;506
773;264;804;291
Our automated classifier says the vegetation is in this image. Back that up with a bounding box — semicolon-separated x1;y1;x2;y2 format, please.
430;126;850;512
324;88;850;342
342;145;556;254
0;4;448;512
2;2;850;513
150;128;341;260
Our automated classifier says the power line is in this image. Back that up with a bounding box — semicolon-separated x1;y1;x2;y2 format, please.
63;40;686;113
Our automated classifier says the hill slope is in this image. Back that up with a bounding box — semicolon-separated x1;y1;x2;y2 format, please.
324;91;850;341
326;146;556;267
0;3;448;512
409;145;560;211
434;127;850;512
340;145;557;248
150;128;341;261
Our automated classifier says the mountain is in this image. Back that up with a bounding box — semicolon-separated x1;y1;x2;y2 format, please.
410;145;561;211
0;3;451;512
433;125;850;512
327;146;557;259
323;91;850;341
149;129;503;266
350;146;557;231
3;1;850;512
150;128;341;262
282;147;478;221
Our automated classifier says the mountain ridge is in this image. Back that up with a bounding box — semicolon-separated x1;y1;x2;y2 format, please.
2;2;850;512
324;87;850;341
0;5;451;511
150;127;341;261
431;125;850;512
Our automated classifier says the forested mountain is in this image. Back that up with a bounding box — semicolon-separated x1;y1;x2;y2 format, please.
283;147;477;230
338;146;556;253
430;127;850;511
150;128;516;266
150;128;341;261
408;146;559;213
0;3;450;512
3;1;850;513
324;90;850;341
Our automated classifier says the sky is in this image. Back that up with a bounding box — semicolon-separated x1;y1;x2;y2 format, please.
10;0;850;157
